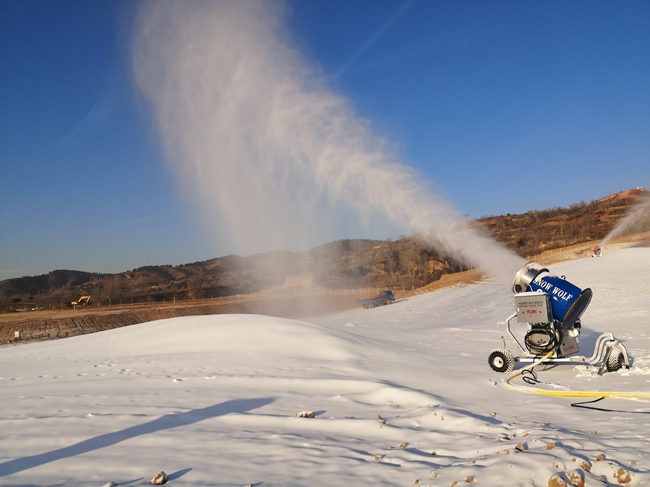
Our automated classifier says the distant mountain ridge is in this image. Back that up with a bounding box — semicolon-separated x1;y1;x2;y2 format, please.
0;239;468;310
1;188;647;310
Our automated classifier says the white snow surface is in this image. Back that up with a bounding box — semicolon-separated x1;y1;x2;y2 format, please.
1;248;649;486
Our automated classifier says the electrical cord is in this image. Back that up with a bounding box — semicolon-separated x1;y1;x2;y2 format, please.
504;351;650;399
521;368;540;385
570;396;650;414
524;326;558;355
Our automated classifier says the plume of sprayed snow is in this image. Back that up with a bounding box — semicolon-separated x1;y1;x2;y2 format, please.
132;0;524;287
600;190;650;246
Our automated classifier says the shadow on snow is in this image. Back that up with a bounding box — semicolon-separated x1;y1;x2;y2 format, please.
0;397;274;477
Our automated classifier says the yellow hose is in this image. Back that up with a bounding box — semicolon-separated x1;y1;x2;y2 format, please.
504;351;650;398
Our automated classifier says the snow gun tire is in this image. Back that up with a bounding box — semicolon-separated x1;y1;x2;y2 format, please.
606;351;624;372
489;349;515;373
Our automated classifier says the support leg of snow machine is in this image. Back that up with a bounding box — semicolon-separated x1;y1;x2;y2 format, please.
492;314;631;374
583;333;630;374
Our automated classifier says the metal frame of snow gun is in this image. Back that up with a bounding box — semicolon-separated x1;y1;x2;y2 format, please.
488;261;631;376
486;262;648;403
494;312;630;375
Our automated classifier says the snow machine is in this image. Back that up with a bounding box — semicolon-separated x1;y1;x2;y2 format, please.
488;262;630;374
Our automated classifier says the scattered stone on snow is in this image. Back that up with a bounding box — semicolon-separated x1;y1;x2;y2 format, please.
570;457;591;473
296;410;315;418
547;473;568;487
149;471;168;485
614;468;632;485
566;469;584;487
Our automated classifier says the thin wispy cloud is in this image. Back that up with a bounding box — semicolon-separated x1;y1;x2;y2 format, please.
331;0;418;81
55;72;118;149
121;215;156;226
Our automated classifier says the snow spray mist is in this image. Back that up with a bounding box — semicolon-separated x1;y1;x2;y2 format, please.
132;0;523;287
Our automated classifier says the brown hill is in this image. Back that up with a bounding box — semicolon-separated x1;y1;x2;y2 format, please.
478;187;647;257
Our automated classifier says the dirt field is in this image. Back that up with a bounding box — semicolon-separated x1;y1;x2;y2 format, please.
2;232;648;346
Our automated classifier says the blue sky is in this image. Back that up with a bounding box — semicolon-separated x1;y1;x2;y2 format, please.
1;0;648;280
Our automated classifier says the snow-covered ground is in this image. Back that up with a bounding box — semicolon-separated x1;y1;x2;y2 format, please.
1;248;649;486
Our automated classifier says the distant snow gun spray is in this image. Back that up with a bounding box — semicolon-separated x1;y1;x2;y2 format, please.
488;262;630;374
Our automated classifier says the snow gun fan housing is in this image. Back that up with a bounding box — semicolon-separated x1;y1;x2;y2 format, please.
488;262;630;374
512;262;593;328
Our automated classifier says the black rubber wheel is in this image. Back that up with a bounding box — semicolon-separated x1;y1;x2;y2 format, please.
489;349;515;373
606;350;624;372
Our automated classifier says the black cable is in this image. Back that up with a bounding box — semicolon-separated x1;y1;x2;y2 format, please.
571;396;650;414
517;364;650;414
521;368;540;385
524;326;558;355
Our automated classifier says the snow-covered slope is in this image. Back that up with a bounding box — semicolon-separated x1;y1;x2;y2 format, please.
1;248;649;486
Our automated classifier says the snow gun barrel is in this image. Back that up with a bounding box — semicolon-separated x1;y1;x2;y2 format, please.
512;262;592;327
